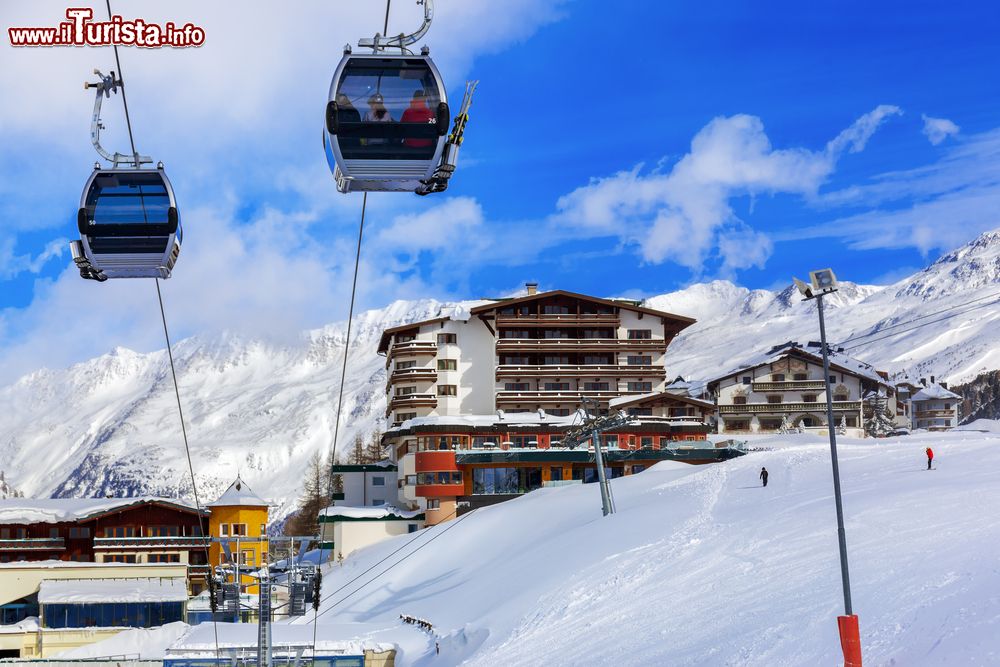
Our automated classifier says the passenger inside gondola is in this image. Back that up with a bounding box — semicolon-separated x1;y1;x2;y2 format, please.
335;93;362;149
400;90;434;148
363;93;394;146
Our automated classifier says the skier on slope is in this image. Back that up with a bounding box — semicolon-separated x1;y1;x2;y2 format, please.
760;467;769;487
926;447;934;470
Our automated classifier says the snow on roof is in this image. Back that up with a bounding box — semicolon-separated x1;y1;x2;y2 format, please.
389;410;588;433
53;621;191;660
38;577;188;604
911;384;961;401
206;476;268;508
168;622;392;655
0;497;200;525
708;341;889;386
0;616;39;634
319;505;423;520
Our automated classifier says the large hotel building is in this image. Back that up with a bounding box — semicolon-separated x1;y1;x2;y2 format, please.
377;285;736;525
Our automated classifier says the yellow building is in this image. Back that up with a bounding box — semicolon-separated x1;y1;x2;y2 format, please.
206;476;269;593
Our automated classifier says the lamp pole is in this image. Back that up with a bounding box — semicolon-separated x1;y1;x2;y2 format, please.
815;292;854;617
795;269;862;666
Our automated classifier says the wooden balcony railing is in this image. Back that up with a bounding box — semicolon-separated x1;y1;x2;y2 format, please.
719;401;862;414
0;537;65;551
496;339;665;351
751;380;827;392
496;365;665;378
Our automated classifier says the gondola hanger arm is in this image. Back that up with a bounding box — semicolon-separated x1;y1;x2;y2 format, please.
86;68;152;168
358;0;433;53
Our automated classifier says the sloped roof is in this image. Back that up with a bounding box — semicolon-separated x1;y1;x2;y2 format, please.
206;477;268;508
707;341;890;387
912;384;961;401
609;391;715;411
468;289;696;325
0;497;203;525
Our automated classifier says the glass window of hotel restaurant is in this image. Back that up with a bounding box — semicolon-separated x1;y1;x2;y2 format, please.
627;329;652;339
472;436;498;448
640;436;654;448
510;435;536;448
437;333;457;344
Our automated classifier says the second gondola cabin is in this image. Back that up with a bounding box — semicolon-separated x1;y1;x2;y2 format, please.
324;52;450;194
70;166;182;281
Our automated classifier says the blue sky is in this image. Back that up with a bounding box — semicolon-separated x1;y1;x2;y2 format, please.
1;0;999;379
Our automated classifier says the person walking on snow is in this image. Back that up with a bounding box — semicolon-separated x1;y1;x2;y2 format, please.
760;467;769;487
926;447;934;470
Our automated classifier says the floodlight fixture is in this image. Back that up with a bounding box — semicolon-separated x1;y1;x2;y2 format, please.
809;268;838;294
793;277;814;299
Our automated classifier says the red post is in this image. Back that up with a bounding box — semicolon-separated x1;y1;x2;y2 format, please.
838;615;862;666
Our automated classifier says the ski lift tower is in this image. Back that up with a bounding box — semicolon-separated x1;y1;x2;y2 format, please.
561;398;634;516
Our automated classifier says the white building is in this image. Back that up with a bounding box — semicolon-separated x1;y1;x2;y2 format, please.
330;463;398;508
910;383;961;430
318;505;424;561
707;341;895;438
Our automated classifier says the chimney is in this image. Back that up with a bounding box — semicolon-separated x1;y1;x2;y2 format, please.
525;282;538;296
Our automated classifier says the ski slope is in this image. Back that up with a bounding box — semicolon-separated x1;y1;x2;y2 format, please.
294;429;1000;666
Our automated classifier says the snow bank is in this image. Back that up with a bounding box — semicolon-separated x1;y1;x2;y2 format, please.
53;622;192;659
294;430;1000;665
320;505;423;520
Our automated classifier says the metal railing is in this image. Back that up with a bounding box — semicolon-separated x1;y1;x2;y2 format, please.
496;364;665;377
751;380;827;391
0;537;64;550
719;401;862;414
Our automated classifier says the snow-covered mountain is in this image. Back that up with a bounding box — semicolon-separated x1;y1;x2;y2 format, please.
2;229;1000;511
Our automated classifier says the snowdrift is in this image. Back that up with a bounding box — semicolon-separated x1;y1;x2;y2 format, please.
295;431;1000;665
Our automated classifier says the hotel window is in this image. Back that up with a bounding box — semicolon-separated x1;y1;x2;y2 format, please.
437;333;457;344
148;553;180;563
372;476;385;486
501;329;531;338
741;376;751;384
105;526;136;538
544;355;570;365
626;356;652;366
767;395;782;404
793;373;808;381
583;382;609;391
405;474;417;486
437;359;457;371
372;498;385;506
833;393;849;402
427;499;441;510
581;329;612;339
438;385;458;396
408;524;419;533
627;329;652;339
732;396;747;405
68;527;91;539
396;386;417;396
505;382;530;391
397;334;415;343
543;382;570;391
627;407;653;416
548;408;571;416
543;329;570;339
49;527;60;538
550;466;563;481
640;437;654;448
502;355;531;365
231;524;248;537
601;434;618;448
659;437;670;448
772;373;785;382
148;526;180;537
511;435;536;448
396;360;417;369
472;436;499;448
396;412;417;423
542;305;571;314
500;305;531;316
829;375;838;383
220;524;230;537
802;395;817;403
631;464;646;474
108;554;138;563
0;528;7;539
260;524;267;535
627;382;652;392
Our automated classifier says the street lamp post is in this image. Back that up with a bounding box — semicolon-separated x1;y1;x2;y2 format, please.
793;269;862;667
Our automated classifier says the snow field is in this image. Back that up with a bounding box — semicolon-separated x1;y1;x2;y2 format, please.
296;430;1000;666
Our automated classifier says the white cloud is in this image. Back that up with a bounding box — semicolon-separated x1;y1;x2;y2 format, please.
922;114;960;145
0;238;68;279
552;107;900;271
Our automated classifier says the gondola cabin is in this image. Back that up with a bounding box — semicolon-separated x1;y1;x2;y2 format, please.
324;53;450;193
70;166;182;281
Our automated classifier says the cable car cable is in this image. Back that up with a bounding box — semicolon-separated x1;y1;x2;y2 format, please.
102;1;220;660
309;191;369;652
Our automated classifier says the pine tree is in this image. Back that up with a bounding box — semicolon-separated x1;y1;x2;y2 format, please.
364;428;385;463
349;434;366;464
284;451;329;537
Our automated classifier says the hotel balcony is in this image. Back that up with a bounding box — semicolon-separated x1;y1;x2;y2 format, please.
751;380;827;392
495;389;645;405
93;536;210;549
913;409;957;418
385;340;438;367
496;364;666;379
495;313;620;326
387;393;438;416
0;537;65;551
388;367;438;386
719;401;862;414
495;339;666;352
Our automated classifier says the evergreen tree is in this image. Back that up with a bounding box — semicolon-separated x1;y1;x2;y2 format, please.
364;428;385;463
284;451;328;537
349;434;366;464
